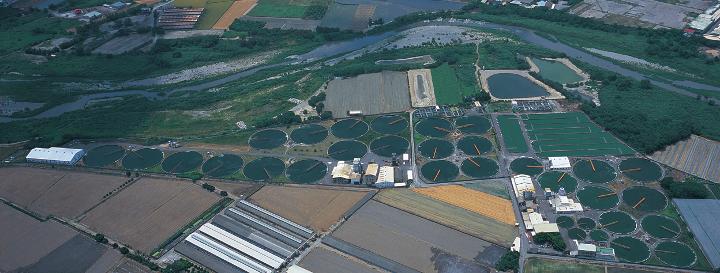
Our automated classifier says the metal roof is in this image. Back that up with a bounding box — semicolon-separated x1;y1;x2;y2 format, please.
26;147;84;162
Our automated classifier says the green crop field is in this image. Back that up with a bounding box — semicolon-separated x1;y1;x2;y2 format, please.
431;63;480;105
497;115;528;153
174;0;235;29
0;9;79;56
246;0;326;18
522;112;635;157
708;183;720;199
524;258;662;273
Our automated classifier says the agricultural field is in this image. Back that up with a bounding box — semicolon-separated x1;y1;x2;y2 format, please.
299;245;382;273
0;9;79;56
174;0;236;29
80;177;220;253
497;115;529;153
464;179;511;199
248;185;372;232
414;185;515;225
324;71;411;118
374;189;516;246
212;0;258;29
650;135;720;183
247;0;328;18
0;167;128;219
524;257;667;273
207;181;262;196
431;63;480;105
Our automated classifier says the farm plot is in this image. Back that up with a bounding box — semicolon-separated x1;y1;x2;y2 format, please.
0;167;127;219
332;200;505;272
374;189;515;246
651;135;720;183
320;2;371;31
324;71;411;118
246;0;318;18
212;0;257;29
431;63;479;105
414;185;515;225
497;115;528;153
81;177;220;253
299;245;381;273
522;112;634;157
249;185;371;232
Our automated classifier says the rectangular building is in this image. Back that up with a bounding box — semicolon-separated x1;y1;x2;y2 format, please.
26;147;85;165
374;166;395;189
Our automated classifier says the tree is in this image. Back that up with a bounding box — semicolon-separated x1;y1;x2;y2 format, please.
495;251;520;272
660;177;709;199
220;191;228;197
640;79;652;89
162;259;193;273
119;247;129;254
534;232;566;251
94;233;108;244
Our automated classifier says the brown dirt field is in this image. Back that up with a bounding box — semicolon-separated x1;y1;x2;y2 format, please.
212;0;257;29
80;177;220;253
414;185;516;225
248;185;371;232
207;181;262;197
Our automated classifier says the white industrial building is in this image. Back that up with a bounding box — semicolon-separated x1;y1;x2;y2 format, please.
26;147;85;165
374;166;395;188
549;157;571;169
511;174;534;198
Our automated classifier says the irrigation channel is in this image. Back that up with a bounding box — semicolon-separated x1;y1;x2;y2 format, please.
3;18;719;123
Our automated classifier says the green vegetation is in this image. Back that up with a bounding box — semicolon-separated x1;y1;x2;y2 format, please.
0;8;79;56
660;177;711;199
247;0;329;19
497;115;528;153
495;251;519;273
196;0;235;29
533;232;566;251
431;63;479;105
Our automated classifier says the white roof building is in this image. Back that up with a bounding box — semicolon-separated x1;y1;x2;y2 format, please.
287;265;313;273
533;223;559;234
511;174;534;198
549;195;584;213
374;166;395;188
549;157;571;169
26;147;85;165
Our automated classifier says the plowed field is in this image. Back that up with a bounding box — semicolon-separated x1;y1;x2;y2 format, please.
414;185;515;225
212;0;257;29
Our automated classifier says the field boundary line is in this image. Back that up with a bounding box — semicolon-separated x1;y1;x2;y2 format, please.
26;173;66;210
76;176;139;222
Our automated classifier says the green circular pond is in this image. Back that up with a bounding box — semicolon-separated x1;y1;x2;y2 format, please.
122;148;163;170
290;124;328;145
249;129;287;149
455;115;491;134
622;186;667;212
162;151;204;173
331;119;368;139
573;160;616;183
531;57;584;84
421;160;459;183
371;115;407;134
202;154;243;178
415;117;453;138
556;216;574;228
577;186;618;210
599;211;636;234
612;236;650;263
641;215;680;239
589;230;609;242
328;140;367;161
456;136;493;155
568;228;586;240
370;136;409;157
655;242;695;267
84;145;125;167
538;171;578;193
619;158;662;182
418;139;454;159
244;157;285;181
286;159;327;183
510;157;544;175
487;73;549;99
577;218;596;230
461;157;499;179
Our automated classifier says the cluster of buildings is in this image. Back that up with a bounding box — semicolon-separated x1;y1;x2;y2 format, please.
157;7;204;30
687;2;720;41
477;0;571;10
56;1;131;21
331;156;412;188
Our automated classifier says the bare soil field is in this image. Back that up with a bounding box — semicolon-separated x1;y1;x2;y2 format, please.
212;0;257;30
407;69;436;107
299;245;384;273
81;177;220;253
0;167;128;219
249;185;372;232
92;34;153;55
325;71;411;118
414;185;516;225
207;181;262;197
332;200;505;273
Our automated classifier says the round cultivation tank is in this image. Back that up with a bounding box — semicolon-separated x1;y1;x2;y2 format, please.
556;216;575;228
327;140;367;161
415;117;453;138
568;228;587;240
370;135;409;157
331;118;368;139
619;157;663;182
577;218;596;230
122;148;163;170
286;159;327;183
510;157;544;176
641;215;680;239
243;157;285;181
622;186;668;212
421;160;459;183
537;171;578;193
599;211;636;234
84;145;125;167
370;115;408;134
290;124;328;145
162;151;204;173
456;136;493;156
455;115;491;134
655;241;696;267
573;159;616;183
202;154;243;178
577;186;619;210
589;230;609;242
249;129;288;150
418;139;454;159
611;236;650;263
461;157;499;179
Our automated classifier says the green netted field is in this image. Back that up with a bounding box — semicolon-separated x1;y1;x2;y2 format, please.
589;230;608;242
328;140;367;160
568;228;586;240
418;139;454;159
641;215;679;239
577;186;618;210
84;145;125;167
244;157;285;181
556;215;574;228
538;171;578;193
162;151;204;173
286;159;327;183
331;118;368;139
421;160;459;183
577;218;596;230
122;148;163;170
497;115;528;153
370;135;408;157
456;136;493;156
655;242;696;267
573;160;616;183
619;158;663;182
522;112;634;157
415;117;453;138
510;157;544;176
460;157;499;179
599;211;636;234
611;236;650;263
202;154;243;178
455;115;491;134
249;129;288;149
622;186;667;212
290;124;328;145
371;115;407;134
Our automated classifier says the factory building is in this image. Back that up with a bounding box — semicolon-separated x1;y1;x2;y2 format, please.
511;174;534;199
364;163;379;184
549;157;571;169
26;147;85;165
331;161;361;184
374;166;395;188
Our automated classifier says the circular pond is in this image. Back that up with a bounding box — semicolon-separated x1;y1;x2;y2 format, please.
577;217;596;230
619;158;662;182
290;124;328;145
612;237;650;263
487;73;550;99
244;157;285;181
556;216;574;228
577;186;618;210
84;145;125;167
122;148;163;170
622;186;667;212
328;140;367;161
589;230;609;242
641;215;680;239
415;117;453;138
162;151;203;173
249;129;287;149
286;159;327;183
573;160;616;183
455;115;491;134
418;139;454;159
599;211;636;234
510;157;544;175
537;171;578;193
421;160;459;183
457;136;493;155
202;154;243;178
461;157;499;179
331;118;368;139
655;242;696;267
370;135;409;157
568;228;587;240
371;115;407;134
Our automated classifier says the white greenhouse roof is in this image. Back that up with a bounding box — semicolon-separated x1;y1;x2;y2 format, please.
549;157;571;169
27;147;84;162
